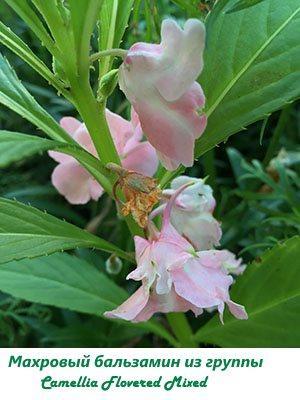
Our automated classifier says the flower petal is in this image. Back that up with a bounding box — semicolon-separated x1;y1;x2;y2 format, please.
171;257;233;309
122;142;159;177
105;108;133;154
88;178;104;201
134;285;202;322
60;116;82;136
131;83;206;169
104;285;149;321
156;19;206;101
51;161;93;204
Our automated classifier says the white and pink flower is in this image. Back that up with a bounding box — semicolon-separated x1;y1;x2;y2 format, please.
119;19;207;170
162;176;222;250
105;184;247;323
49;108;158;204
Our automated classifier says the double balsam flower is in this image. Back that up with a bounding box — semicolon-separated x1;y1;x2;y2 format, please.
105;183;247;323
48;18;247;324
119;19;207;170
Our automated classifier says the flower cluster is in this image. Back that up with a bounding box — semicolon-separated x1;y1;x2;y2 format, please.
105;179;247;323
48;18;247;324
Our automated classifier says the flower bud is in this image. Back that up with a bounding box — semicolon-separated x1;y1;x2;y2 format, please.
98;69;119;98
106;255;123;275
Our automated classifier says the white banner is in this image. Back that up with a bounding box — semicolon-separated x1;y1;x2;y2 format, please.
0;348;296;399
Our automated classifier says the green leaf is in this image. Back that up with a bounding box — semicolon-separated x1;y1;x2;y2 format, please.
0;253;179;346
0;54;72;143
0;130;112;194
0;253;127;315
227;0;267;13
195;236;300;347
196;0;300;157
3;0;58;57
99;0;134;75
170;0;199;15
0;22;69;97
0;131;70;168
0;197;132;263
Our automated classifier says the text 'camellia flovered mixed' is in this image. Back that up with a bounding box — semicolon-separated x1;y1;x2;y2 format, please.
48;18;248;324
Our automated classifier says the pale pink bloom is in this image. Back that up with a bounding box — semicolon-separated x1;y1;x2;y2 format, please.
218;250;246;276
119;19;207;170
162;176;222;250
105;184;247;323
49;109;158;204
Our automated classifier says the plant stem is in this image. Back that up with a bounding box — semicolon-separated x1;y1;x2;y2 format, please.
167;313;197;347
90;48;128;63
202;148;216;190
263;106;291;166
70;78;121;167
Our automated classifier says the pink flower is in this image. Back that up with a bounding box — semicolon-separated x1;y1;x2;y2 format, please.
105;183;247;323
119;19;207;170
162;176;222;250
49;109;158;204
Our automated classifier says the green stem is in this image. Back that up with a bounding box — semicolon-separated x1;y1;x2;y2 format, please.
263;106;291;166
167;313;197;348
90;48;128;63
70;78;121;167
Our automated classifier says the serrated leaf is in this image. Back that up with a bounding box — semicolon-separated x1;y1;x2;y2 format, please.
0;197;132;263
0;54;72;143
0;131;70;167
0;130;112;195
195;236;300;347
3;0;57;56
0;253;127;315
196;0;300;157
0;22;68;96
69;0;104;73
0;253;178;346
99;0;134;75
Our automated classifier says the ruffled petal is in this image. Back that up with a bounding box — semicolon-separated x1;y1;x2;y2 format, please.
157;19;206;101
119;19;207;170
104;285;149;321
171;257;233;309
134;285;202;322
131;89;201;168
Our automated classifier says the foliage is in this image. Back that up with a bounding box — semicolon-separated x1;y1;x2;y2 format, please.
0;0;299;348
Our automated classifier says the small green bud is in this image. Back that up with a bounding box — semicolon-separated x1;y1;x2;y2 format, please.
99;69;119;99
105;255;123;275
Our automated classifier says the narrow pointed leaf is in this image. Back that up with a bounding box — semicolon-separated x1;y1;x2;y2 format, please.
0;253;178;346
0;22;70;98
0;54;72;143
3;0;58;56
0;130;112;194
69;0;104;62
99;0;134;75
0;198;132;263
0;253;127;314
